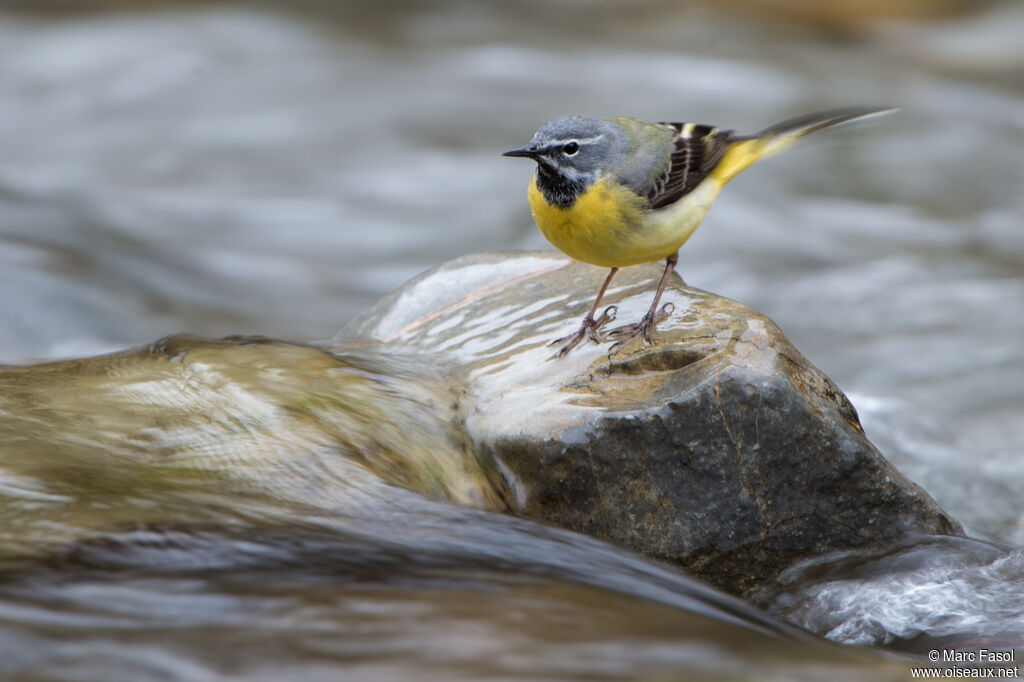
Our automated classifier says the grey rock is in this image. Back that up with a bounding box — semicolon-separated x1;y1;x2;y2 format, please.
343;251;963;597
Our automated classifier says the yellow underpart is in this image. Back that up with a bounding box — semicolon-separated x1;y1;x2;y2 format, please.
527;134;801;268
529;177;652;267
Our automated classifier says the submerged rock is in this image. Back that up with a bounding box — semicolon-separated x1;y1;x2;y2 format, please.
0;334;501;559
342;251;963;596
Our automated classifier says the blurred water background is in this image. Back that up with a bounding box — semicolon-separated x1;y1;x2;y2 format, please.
1;1;1023;679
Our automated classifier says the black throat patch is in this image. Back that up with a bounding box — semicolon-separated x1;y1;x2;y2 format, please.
535;165;589;209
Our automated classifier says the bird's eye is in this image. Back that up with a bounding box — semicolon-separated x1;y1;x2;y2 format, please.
562;142;579;156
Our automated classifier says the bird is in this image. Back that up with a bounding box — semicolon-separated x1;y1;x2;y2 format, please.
503;106;894;357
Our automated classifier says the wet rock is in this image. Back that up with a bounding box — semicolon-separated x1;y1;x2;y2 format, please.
343;251;963;597
0;250;962;597
0;334;501;558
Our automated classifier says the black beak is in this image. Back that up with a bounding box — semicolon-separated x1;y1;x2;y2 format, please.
502;146;538;158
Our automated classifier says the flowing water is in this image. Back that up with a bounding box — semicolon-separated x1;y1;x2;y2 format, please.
0;1;1022;679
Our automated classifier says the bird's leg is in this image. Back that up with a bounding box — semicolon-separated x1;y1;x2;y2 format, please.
609;253;678;350
549;267;619;357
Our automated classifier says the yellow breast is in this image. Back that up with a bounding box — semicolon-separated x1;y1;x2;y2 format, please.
527;175;721;268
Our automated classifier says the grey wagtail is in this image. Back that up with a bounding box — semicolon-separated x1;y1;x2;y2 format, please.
503;106;894;357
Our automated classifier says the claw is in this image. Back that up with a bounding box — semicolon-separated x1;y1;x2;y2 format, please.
549;307;617;358
608;303;676;351
596;305;617;326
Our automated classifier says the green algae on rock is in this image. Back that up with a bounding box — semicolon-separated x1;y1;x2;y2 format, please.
0;334;502;561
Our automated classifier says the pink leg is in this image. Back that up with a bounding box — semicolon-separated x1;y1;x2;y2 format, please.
550;267;619;357
609;253;678;349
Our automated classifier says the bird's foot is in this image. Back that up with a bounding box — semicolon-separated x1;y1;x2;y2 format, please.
608;303;675;350
549;306;617;358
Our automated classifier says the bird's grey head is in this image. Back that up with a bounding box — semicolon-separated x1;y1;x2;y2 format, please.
503;116;622;207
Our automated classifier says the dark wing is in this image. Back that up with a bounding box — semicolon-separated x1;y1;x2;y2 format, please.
647;123;733;209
